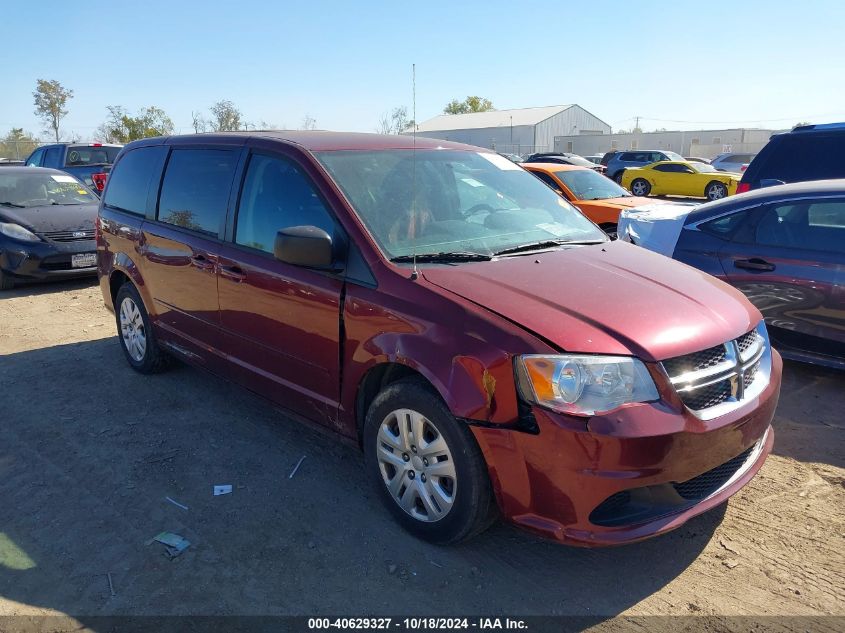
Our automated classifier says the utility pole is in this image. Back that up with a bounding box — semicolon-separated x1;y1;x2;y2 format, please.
635;116;641;131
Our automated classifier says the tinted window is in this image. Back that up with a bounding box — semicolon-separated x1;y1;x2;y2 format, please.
755;200;845;253
754;135;845;182
26;148;44;166
158;149;237;235
235;154;335;253
103;146;167;216
66;145;121;166
699;211;747;238
43;147;63;169
531;171;562;191
654;164;675;172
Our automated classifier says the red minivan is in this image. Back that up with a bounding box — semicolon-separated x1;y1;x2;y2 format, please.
97;132;782;545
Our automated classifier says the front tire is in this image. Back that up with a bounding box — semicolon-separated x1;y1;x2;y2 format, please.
706;181;728;201
631;178;651;197
114;282;170;374
363;379;497;544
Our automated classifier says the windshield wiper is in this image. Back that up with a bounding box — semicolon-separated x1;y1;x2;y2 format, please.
493;239;605;256
390;251;493;263
0;201;25;208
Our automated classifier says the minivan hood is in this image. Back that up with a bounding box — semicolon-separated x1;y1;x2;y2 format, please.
0;203;97;234
422;240;760;362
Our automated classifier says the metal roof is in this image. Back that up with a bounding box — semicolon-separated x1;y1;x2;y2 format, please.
412;105;576;132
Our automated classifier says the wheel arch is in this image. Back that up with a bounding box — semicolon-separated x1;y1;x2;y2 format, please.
109;252;154;315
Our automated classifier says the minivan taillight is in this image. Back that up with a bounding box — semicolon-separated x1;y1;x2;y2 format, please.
92;172;107;192
736;182;751;194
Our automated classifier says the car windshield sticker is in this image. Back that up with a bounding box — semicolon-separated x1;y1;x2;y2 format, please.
460;177;484;187
478;152;521;171
51;175;77;183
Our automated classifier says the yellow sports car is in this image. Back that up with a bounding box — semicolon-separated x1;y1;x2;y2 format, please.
620;161;740;201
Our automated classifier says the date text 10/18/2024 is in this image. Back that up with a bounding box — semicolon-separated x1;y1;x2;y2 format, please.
308;618;528;630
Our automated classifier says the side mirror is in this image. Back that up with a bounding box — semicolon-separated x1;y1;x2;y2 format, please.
759;179;785;189
274;225;336;270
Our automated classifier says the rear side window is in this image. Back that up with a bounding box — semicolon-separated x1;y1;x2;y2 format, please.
531;171;563;191
158;149;238;236
103;146;167;216
43;147;63;168
755;199;845;253
235;153;335;253
753;135;845;182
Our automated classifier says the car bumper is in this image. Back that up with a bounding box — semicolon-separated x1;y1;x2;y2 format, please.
0;238;97;281
471;350;782;546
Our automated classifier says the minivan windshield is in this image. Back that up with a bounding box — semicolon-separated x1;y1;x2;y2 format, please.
316;150;605;259
0;172;94;207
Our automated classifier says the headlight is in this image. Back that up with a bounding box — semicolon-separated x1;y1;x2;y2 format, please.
0;222;40;242
516;354;659;416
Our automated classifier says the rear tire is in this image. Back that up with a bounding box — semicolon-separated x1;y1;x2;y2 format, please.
631;178;651;197
114;282;170;374
706;181;728;201
613;170;625;184
363;379;497;544
0;269;13;291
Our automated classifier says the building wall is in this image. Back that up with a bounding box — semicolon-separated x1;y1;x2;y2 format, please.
553;128;785;158
415;124;536;153
534;106;611;152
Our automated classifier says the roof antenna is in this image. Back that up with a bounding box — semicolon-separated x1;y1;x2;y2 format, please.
410;62;419;281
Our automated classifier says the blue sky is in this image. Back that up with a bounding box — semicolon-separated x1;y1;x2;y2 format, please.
3;0;845;139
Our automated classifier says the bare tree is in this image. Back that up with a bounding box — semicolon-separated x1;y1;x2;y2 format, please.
33;79;74;142
191;111;209;133
300;114;317;130
209;100;242;131
377;106;414;134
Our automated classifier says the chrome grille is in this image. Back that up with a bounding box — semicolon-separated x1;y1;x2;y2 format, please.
41;229;95;242
661;323;771;420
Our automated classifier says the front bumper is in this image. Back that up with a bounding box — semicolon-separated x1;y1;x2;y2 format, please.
0;238;97;282
471;350;782;546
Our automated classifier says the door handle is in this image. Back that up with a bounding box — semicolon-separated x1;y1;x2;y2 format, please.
734;258;775;272
190;254;216;271
219;264;246;282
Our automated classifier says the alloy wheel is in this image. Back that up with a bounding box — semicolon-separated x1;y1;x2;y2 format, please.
708;183;727;200
119;296;147;362
376;408;457;522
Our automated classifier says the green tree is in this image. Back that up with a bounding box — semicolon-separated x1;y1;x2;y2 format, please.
793;121;811;129
443;96;494;115
209;100;242;131
0;128;40;159
33;79;73;142
97;105;174;143
377;106;414;134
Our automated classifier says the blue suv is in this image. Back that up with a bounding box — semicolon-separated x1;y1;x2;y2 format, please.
606;150;685;183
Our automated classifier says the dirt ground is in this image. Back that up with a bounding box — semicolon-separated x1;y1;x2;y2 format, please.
0;278;843;628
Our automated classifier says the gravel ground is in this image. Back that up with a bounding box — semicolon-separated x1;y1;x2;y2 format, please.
0;278;843;628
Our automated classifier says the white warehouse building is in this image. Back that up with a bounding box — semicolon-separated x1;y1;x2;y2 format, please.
411;105;611;155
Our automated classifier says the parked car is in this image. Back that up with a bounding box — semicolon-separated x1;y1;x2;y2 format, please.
0;158;26;166
0;167;98;289
498;152;523;163
522;163;660;238
621;160;740;201
99;131;781;546
738;122;845;193
599;150;619;169
605;150;686;182
524;152;605;173
711;153;757;173
584;154;604;164
618;180;845;369
685;156;711;164
25;143;122;194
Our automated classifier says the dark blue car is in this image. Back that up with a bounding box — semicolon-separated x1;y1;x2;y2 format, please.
619;180;845;369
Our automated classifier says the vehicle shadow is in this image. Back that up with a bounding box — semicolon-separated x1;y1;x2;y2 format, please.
1;338;722;625
1;276;98;299
771;359;844;469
